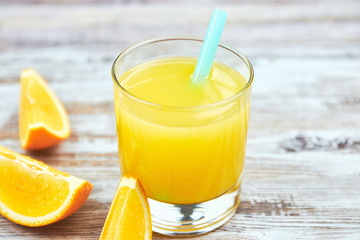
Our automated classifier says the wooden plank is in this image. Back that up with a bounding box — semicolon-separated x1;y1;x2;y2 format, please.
0;0;359;5
1;56;359;131
0;2;359;47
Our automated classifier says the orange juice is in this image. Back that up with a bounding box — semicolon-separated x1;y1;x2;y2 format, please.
114;57;250;204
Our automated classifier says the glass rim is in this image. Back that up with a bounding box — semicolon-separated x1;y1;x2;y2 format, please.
111;36;254;111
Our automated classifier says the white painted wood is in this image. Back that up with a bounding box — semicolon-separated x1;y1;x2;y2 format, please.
0;0;359;239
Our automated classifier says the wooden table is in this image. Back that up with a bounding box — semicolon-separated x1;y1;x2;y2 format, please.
1;0;360;239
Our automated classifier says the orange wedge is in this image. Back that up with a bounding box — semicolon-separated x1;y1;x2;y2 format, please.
100;175;152;240
0;145;93;227
19;68;70;150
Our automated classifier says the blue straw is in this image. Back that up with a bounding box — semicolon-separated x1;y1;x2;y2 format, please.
192;9;228;84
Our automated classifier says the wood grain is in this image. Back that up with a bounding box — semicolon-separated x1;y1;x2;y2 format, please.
0;0;360;239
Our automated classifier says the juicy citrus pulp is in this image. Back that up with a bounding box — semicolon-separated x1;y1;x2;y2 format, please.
100;175;152;240
19;68;70;150
0;145;93;226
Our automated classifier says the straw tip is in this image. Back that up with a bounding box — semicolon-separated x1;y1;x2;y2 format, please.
191;9;228;84
213;9;228;17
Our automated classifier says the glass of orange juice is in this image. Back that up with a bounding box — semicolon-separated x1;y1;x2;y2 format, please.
112;37;253;236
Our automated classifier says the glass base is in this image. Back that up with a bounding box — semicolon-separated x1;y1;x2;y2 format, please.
149;181;242;236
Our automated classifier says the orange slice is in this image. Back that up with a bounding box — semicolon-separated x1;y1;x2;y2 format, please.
19;68;70;150
0;145;93;227
100;175;152;240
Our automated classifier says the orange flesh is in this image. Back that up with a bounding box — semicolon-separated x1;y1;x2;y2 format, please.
101;187;129;238
0;145;93;227
0;157;69;217
20;74;64;141
100;187;146;240
118;188;146;239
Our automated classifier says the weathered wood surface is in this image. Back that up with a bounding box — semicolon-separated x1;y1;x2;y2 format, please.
1;0;360;239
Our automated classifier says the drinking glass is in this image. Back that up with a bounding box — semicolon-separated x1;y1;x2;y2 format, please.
112;37;254;236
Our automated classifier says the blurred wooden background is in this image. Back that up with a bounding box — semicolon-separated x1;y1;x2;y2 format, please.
0;0;360;239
